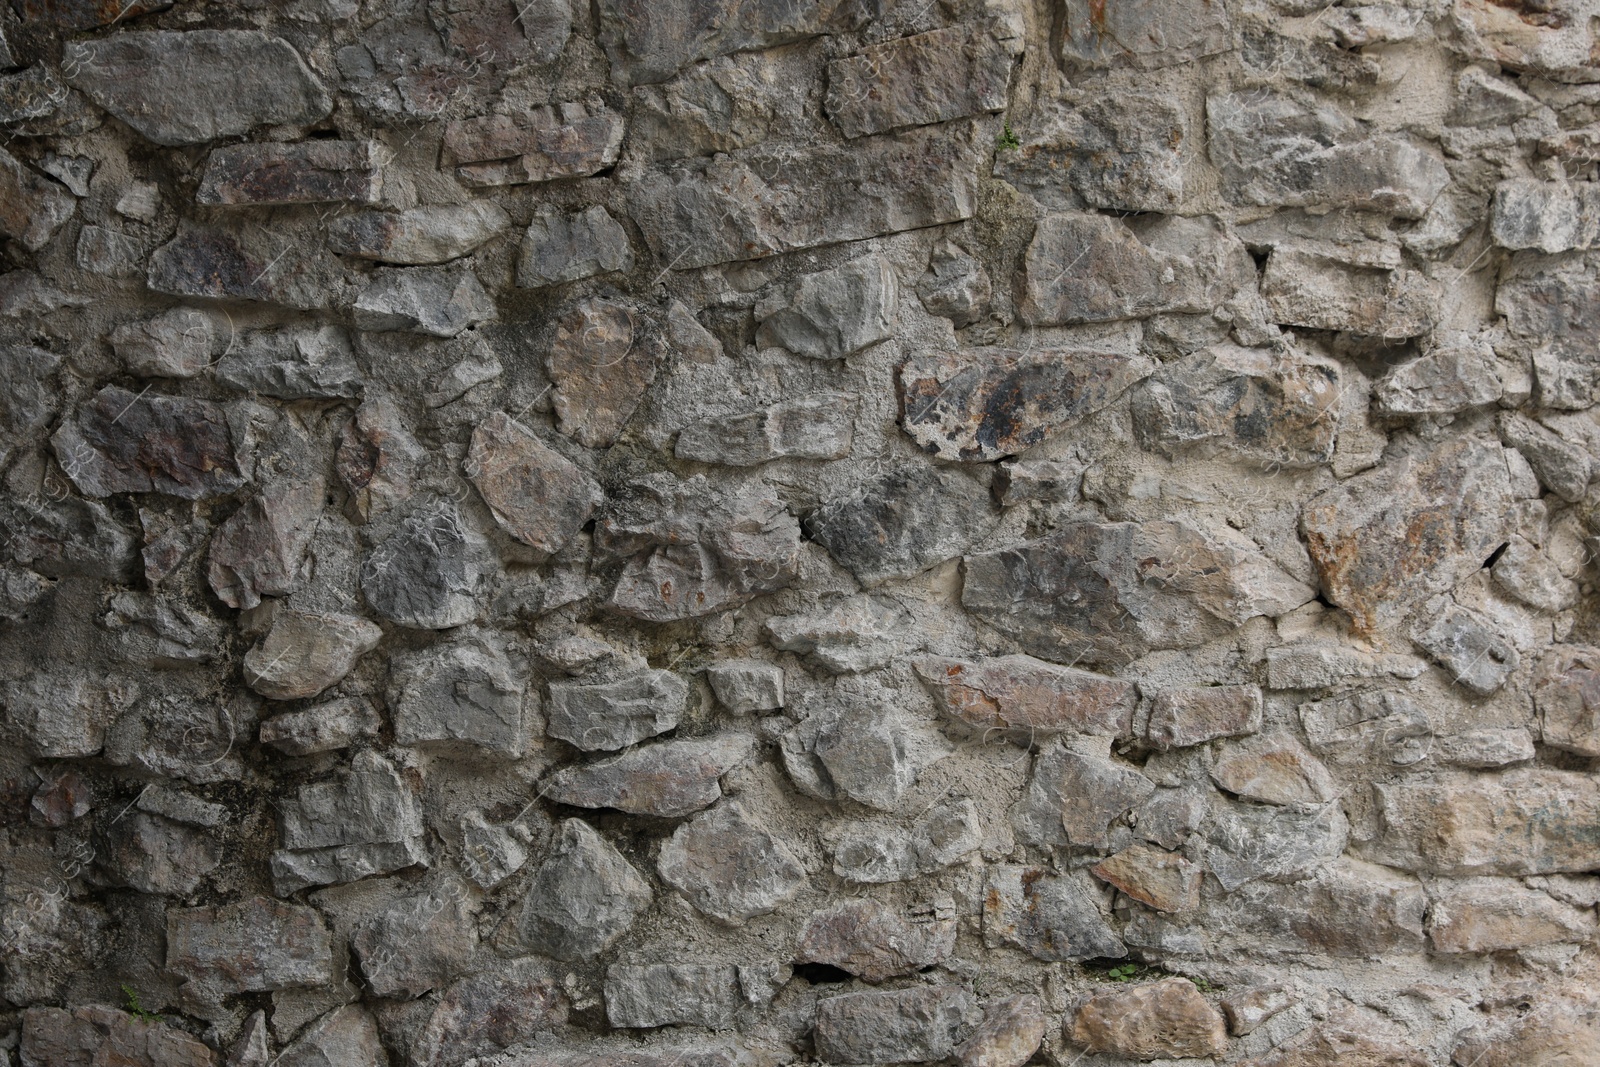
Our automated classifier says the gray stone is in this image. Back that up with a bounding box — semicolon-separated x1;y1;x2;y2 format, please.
546;297;661;448
337;394;424;522
101;693;242;782
915;240;991;325
541;734;754;817
1211;732;1338;806
0;146;73;252
271;750;429;893
198;140;381;206
466;412;602;554
260;697;382;756
148;223;344;310
781;706;952;811
675;391;857;466
457;810;536;891
0;64;69;127
430;0;572;67
0;270;90;318
244;611;382;701
351;879;477;998
1059;740;1156;848
166;896;335;998
705;660;785;713
207;479;326;609
52;387;244;500
0;345;61;463
361;498;496;629
1132;343;1343;468
900;346;1156;462
1373;333;1503;415
755;255;898;361
597;476;800;621
1146;685;1263;750
64;31;330;145
1491;179;1600;253
517;206;633;288
1412;602;1520;696
1059;0;1230;70
1299;689;1435;769
605;963;741;1029
1262;248;1439;337
825;24;1010;139
73;225;146;278
1493;536;1580;612
218;325;362;400
1534;645;1600;757
814;986;978;1066
1497;253;1600;409
97;810;221;895
353;267;496;338
276;1006;387;1067
832;798;983;883
443;104;623;187
328;202;511;264
999;95;1188;213
982;865;1125;961
137;785;227;829
807;465;997;585
766;597;918;674
546;669;687;752
1267;644;1428;690
389;634;528;757
19;1006;212;1067
913;654;1136;739
1204;797;1349;890
1499;412;1591;502
657;802;807;923
412;959;568;1067
955;995;1047;1067
516;819;652;960
110;309;217;379
797;897;957;982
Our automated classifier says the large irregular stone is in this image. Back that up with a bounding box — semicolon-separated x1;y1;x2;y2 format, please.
0;146;74;251
148;223;343;309
276;1006;387;1067
360;498;496;629
1069;979;1228;1060
806;465;998;586
597;476;801;621
1146;685;1263;750
1059;741;1156;848
270;750;429;893
244;610;381;701
328;202;511;264
1451;996;1600;1067
353;267;496;338
1493;535;1580;613
351;879;477;998
52;387;244;500
466;412;602;554
260;697;382;756
5;498;138;584
982;865;1125;961
781;706;952;811
1204;796;1349;891
0;345;62;465
1132;343;1342;468
676;392;857;466
216;325;363;400
413;960;568;1067
1372;333;1504;415
963;519;1315;667
1535;646;1600;757
1208;91;1449;218
1450;0;1600;81
546;297;661;448
657;802;807;924
628;120;982;270
442;103;623;187
389;634;528;757
1091;844;1201;913
97;810;221;895
546;669;687;752
797;897;956;982
832;798;983;883
1491;178;1600;252
755;255;898;361
197;140;381;205
517;205;633;288
813;986;977;1067
337;394;424;522
999;95;1188;213
1499;411;1592;502
541;734;753;817
166;896;335;999
1059;0;1230;70
1300;438;1516;633
1497;253;1600;409
912;654;1136;739
706;660;785;713
207;479;325;609
900;347;1156;462
1412;602;1520;695
430;0;573;68
604;963;741;1029
1428;878;1596;953
954;996;1048;1067
766;596;919;675
0;673;124;759
63;31;331;145
19;1006;213;1067
1262;249;1439;337
515;819;652;960
825;24;1010;139
1210;732;1337;806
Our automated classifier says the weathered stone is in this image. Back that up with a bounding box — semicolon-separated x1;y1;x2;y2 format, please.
430;0;572;67
516;819;652;960
19;1005;213;1067
954;995;1047;1067
353;267;496;338
676;391;857;466
1240;1013;1431;1067
328;202;510;264
1373;332;1503;415
913;654;1136;739
276;1006;386;1067
1091;845;1201;913
97;810;220;895
546;669;687;752
1060;0;1230;70
207;480;325;609
1267;645;1429;690
443;104;623;187
1451;996;1600;1067
1069;979;1227;1060
797;897;957;982
167;896;335;998
1535;646;1600;756
389;634;528;756
0;146;74;251
766;596;918;675
413;959;568;1067
1211;732;1337;806
464;412;602;554
64;31;330;145
916;239;991;325
517;205;633;288
983;865;1125;961
110;309;216;379
1204;797;1349;890
1061;741;1156;848
825;24;1010;139
260;697;381;756
814;986;977;1066
807;465;997;585
546;298;661;448
964;519;1314;667
1301;439;1516;633
1208;91;1449;218
1492;178;1600;253
1494;535;1579;612
781;705;952;811
351;879;477;998
244;611;381;702
0;345;61;465
1132;343;1343;468
0;269;90;317
1412;602;1520;696
541;734;753;817
1428;878;1596;953
361;498;496;629
457;810;536;891
218;325;362;400
605;963;741;1029
1499;411;1591;502
1498;253;1600;409
148;223;343;309
1146;685;1263;750
52;387;244;500
488;1046;751;1067
1000;94;1188;214
900;347;1156;462
1221;986;1292;1037
597;476;800;621
337;394;423;522
658;802;806;923
755;255;897;361
197;140;381;205
706;660;785;713
1368;769;1600;876
832;798;983;883
271;750;429;893
1262;249;1439;337
628;121;982;270
75;224;147;278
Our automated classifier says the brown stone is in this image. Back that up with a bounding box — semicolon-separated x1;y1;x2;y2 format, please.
913;654;1136;739
1145;685;1263;750
955;995;1048;1067
166;895;335;998
52;386;245;500
1427;878;1596;952
1210;732;1337;806
243;611;383;701
1451;996;1600;1067
197;140;381;206
1534;645;1600;757
326;202;510;265
1059;0;1231;70
443;104;624;187
466;412;603;553
1091;844;1201;913
207;479;325;609
12;0;171;29
547;298;661;448
1222;986;1292;1037
1262;248;1439;337
1068;978;1228;1059
539;734;754;817
20;1005;213;1067
413;960;569;1067
796;897;957;982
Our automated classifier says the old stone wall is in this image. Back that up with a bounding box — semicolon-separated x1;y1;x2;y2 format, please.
2;0;1599;1064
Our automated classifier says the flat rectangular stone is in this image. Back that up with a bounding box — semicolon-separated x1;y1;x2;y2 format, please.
443;104;624;187
1262;249;1439;337
825;24;1011;139
197;140;381;205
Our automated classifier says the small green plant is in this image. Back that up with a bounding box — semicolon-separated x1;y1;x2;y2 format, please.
1189;976;1224;994
997;122;1020;151
121;983;161;1023
1105;963;1141;982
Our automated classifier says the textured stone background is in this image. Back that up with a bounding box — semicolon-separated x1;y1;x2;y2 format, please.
2;0;1599;1064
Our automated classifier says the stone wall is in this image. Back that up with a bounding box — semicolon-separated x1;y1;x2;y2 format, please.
1;0;1598;1064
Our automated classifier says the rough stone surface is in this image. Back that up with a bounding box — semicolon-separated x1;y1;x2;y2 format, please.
361;498;496;629
796;897;957;982
546;669;686;752
244;610;381;701
166;896;335;998
518;206;634;288
825;24;1010;139
197;140;382;206
466;412;602;554
20;1005;214;1067
541;733;753;816
516;819;652;960
913;654;1135;738
657;802;807;924
807;465;997;586
270;750;428;893
52;387;244;500
389;634;528;756
813;986;977;1066
604;963;740;1029
545;298;660;448
328;202;510;264
1069;979;1228;1059
0;147;74;252
676;391;857;466
982;865;1125;962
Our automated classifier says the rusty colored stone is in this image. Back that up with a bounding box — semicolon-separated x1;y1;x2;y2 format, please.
912;653;1136;738
955;995;1048;1067
1091;844;1201;913
466;412;603;554
1210;732;1338;806
51;386;244;500
1534;645;1600;757
327;201;510;265
796;897;957;982
443;104;624;187
900;347;1156;462
197;140;382;206
540;733;753;817
547;298;661;448
1069;978;1228;1060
